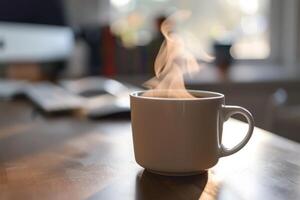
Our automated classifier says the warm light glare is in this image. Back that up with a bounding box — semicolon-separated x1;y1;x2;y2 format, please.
111;0;270;60
231;38;270;59
110;0;131;7
239;0;258;15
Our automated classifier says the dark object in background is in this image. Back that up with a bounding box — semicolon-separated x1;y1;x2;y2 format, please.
0;38;4;49
0;0;66;26
80;27;102;75
80;26;118;76
213;41;233;73
101;26;117;76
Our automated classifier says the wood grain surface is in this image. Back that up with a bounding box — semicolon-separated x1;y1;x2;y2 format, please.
0;101;299;200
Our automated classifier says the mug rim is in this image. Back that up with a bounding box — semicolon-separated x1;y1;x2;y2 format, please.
130;90;224;101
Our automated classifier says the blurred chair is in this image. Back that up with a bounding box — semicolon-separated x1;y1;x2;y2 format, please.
266;88;300;142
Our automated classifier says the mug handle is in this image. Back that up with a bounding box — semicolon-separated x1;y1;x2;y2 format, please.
219;105;254;157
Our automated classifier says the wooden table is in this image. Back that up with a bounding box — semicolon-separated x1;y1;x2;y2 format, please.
0;100;299;200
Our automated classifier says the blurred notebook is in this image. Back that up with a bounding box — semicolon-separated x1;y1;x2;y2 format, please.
2;77;137;117
60;77;138;117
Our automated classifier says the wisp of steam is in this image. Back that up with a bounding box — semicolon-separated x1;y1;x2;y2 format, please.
143;10;210;98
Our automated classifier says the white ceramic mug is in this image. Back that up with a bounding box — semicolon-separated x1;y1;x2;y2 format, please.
130;90;254;176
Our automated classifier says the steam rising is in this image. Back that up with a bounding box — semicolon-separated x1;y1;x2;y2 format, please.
143;10;205;98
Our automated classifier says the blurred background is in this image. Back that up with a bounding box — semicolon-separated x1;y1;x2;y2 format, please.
0;0;299;142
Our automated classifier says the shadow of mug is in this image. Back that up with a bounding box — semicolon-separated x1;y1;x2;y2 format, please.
135;170;208;200
87;169;212;200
